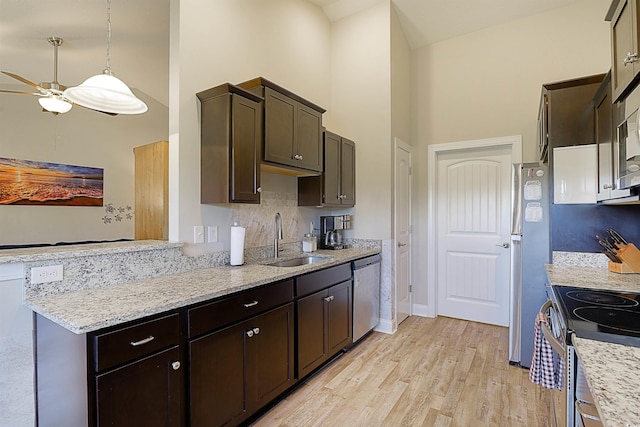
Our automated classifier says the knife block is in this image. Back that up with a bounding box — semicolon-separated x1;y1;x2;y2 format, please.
608;243;640;273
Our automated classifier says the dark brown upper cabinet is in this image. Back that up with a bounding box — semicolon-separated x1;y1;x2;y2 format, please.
608;0;640;102
238;77;325;174
537;74;605;164
298;130;356;207
197;83;263;204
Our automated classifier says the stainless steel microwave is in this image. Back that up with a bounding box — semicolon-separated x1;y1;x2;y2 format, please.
616;83;640;190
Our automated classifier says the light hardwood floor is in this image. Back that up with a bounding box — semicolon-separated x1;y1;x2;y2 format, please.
251;316;550;427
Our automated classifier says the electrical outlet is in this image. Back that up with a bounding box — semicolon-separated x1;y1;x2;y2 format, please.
31;265;63;285
194;225;205;244
207;225;218;243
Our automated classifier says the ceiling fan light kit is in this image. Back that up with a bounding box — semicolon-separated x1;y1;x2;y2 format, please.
64;0;147;115
38;95;72;114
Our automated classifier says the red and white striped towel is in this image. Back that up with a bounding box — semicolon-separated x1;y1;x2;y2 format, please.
528;311;560;389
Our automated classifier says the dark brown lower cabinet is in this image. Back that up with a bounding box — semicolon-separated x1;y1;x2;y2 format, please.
297;280;352;378
189;302;295;426
95;346;182;426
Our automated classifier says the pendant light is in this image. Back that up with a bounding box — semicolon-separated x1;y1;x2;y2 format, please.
64;0;148;115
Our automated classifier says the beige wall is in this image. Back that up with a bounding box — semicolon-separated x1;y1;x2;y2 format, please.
391;5;412;146
411;0;612;307
0;90;168;245
328;1;392;240
173;0;333;247
173;0;397;247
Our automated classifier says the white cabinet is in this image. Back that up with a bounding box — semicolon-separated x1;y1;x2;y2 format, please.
553;145;597;204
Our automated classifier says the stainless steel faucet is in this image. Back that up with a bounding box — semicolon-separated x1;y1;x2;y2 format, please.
274;212;283;258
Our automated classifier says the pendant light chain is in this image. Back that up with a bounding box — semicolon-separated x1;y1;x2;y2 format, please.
105;0;112;74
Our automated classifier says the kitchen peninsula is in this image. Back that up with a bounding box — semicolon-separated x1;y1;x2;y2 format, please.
1;239;381;426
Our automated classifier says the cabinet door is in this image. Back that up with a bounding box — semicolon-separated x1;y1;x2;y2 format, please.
327;280;353;355
296;289;328;378
264;88;296;167
553;145;598;204
340;138;356;206
538;92;549;163
231;94;262;203
246;303;295;412
134;140;168;239
189;323;247;427
611;0;640;101
596;80;614;201
95;346;183;427
322;131;342;206
295;104;323;172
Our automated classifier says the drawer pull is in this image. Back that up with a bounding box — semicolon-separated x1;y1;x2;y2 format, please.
171;361;181;371
324;295;334;302
130;336;155;347
253;327;260;335
243;300;259;308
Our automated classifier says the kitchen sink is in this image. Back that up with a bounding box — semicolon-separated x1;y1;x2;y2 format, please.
266;256;328;267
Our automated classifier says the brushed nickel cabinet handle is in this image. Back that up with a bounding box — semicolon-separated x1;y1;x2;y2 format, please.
171;361;181;370
244;300;259;308
130;336;155;347
624;52;638;65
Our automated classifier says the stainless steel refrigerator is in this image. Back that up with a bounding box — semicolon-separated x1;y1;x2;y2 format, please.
508;163;551;368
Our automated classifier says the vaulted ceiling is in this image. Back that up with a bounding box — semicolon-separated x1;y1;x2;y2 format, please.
0;0;586;109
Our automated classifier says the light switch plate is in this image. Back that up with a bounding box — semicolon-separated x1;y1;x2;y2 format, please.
207;225;218;243
194;225;205;244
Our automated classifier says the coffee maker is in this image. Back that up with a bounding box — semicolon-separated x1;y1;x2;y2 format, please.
319;215;351;250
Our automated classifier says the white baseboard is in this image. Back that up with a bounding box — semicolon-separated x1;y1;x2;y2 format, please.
412;304;435;318
374;318;396;334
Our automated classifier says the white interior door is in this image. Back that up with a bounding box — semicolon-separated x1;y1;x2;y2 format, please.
395;139;412;326
436;145;512;326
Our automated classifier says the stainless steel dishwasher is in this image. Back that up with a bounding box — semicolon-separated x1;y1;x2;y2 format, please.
352;254;381;342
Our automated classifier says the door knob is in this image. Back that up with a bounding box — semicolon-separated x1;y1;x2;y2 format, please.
398;242;407;247
496;242;510;248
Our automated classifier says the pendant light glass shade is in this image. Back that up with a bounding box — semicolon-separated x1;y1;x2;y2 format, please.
38;95;73;114
63;0;147;115
64;70;148;114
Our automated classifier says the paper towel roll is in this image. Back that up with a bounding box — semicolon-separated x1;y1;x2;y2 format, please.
230;225;246;266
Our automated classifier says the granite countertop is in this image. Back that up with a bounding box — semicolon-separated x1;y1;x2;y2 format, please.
25;247;380;334
545;264;640;427
573;337;640;427
0;240;183;264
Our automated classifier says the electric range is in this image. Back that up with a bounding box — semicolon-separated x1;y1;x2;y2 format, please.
553;285;640;348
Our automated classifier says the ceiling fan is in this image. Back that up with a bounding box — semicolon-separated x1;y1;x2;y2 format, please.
0;37;115;115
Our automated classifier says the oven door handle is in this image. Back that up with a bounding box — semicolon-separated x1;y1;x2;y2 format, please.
539;300;566;358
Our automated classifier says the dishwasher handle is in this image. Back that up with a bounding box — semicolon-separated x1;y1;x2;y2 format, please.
352;254;381;270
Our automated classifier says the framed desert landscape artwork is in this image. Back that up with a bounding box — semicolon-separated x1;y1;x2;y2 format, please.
0;157;103;206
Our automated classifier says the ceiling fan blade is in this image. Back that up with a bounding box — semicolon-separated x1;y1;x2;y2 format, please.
0;89;41;96
1;71;45;92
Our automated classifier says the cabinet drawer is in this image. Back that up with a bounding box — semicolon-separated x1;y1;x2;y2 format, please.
92;313;180;372
296;263;351;298
188;279;293;338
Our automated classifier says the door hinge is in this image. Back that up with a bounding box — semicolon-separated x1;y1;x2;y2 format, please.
409;285;412;293
409;166;413;176
408;224;413;234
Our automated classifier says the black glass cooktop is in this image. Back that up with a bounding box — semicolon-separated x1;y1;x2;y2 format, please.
553;286;640;347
